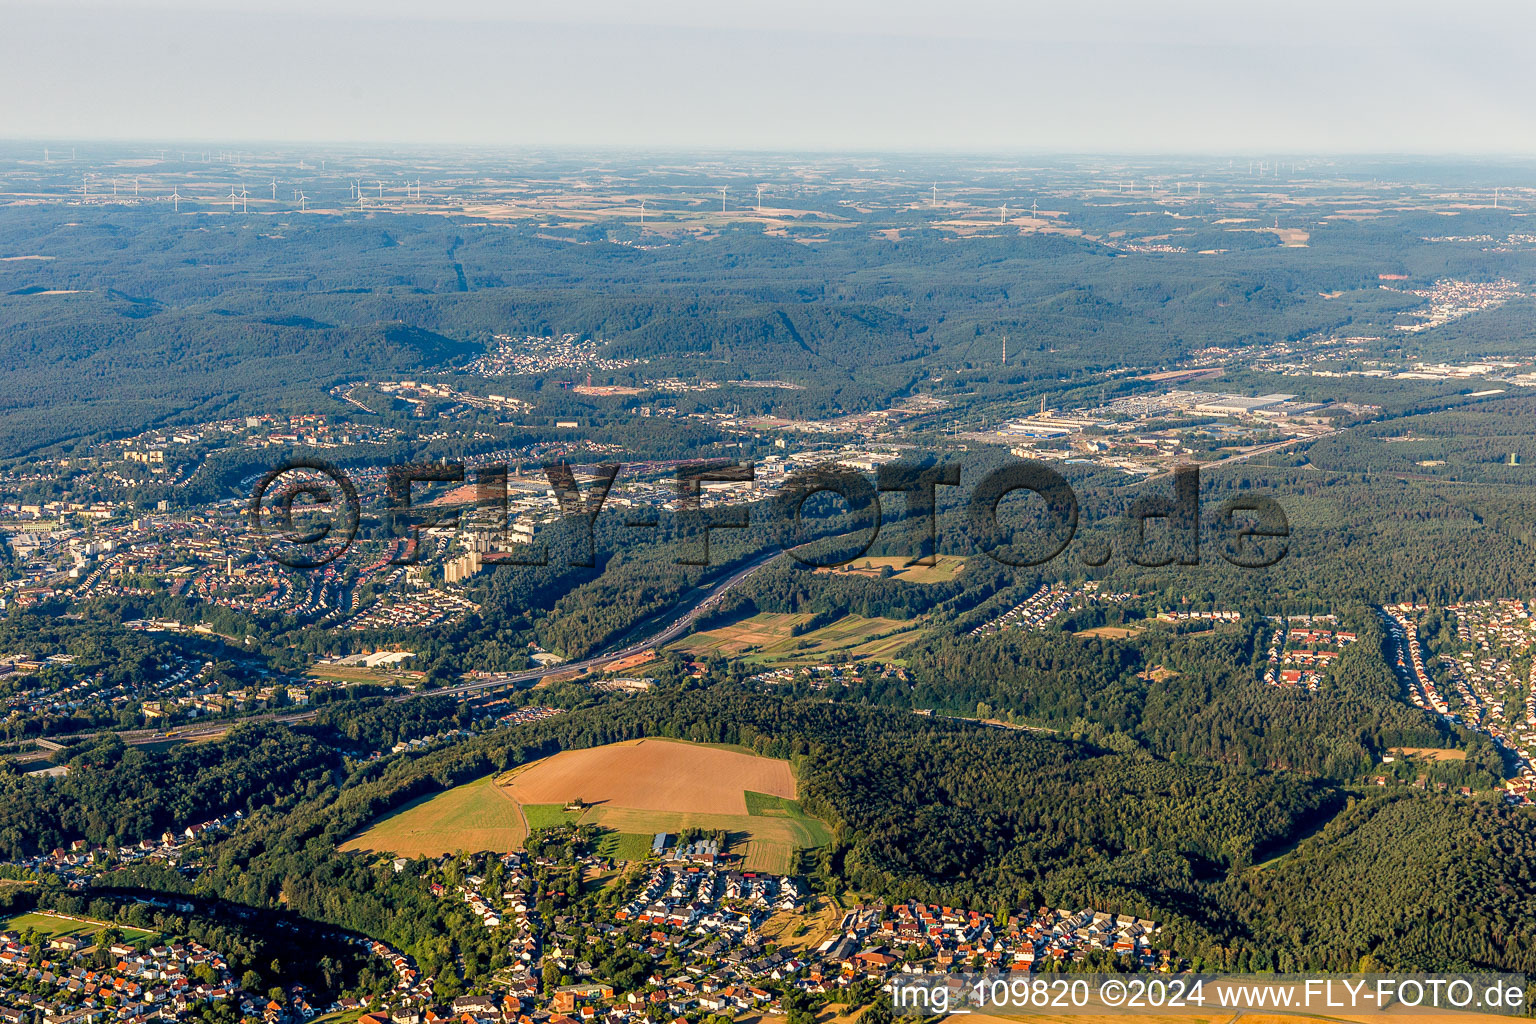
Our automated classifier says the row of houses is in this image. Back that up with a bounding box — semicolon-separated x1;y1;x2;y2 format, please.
841;902;1164;973
616;866;803;931
1262;616;1351;690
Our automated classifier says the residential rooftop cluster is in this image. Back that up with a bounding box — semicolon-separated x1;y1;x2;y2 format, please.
860;901;1165;973
1261;615;1355;690
1384;603;1536;801
970;582;1136;637
616;865;803;938
0;925;247;1024
468;335;645;378
1389;278;1524;333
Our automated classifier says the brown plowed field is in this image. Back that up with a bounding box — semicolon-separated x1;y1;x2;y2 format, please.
499;738;795;813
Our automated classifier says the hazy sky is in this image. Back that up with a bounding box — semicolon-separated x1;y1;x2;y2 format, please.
3;0;1535;152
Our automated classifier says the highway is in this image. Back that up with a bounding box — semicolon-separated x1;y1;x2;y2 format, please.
20;549;786;756
1195;432;1328;472
1143;432;1327;483
428;548;784;698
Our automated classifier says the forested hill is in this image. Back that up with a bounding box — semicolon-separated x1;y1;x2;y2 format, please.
0;185;1462;454
39;684;1536;977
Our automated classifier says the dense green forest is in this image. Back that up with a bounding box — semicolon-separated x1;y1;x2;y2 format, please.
3;155;1534;457
0;724;336;857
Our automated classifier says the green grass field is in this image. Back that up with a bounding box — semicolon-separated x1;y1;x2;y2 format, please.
520;802;650;862
595;831;655;861
746;792;832;843
521;804;579;831
308;1011;366;1024
670;612;924;667
0;911;156;943
744;790;796;816
305;666;419;685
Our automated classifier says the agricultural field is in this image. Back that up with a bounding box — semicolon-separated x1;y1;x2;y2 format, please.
339;739;830;872
814;554;966;584
670;612;924;666
339;775;527;858
520;803;579;831
1073;625;1145;639
500;739;797;812
1390;746;1469;762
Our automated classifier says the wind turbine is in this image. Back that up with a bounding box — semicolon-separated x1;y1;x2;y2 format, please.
133;177;139;196
240;186;248;213
719;187;726;213
376;180;384;199
639;200;646;225
271;179;278;200
358;192;365;212
414;178;422;199
229;186;239;212
1031;199;1038;218
170;186;183;213
298;191;308;212
999;203;1007;224
756;185;763;211
932;182;938;206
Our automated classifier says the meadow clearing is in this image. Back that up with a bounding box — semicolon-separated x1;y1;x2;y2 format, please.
0;911;156;943
669;612;923;666
340;739;830;872
814;554;966;584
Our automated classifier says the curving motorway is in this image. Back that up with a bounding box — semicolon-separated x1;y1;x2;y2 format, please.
28;550;787;753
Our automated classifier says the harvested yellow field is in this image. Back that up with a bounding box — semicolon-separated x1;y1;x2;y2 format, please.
339;775;526;857
1391;746;1468;761
1074;625;1144;639
500;738;794;813
340;740;830;872
671;612;923;666
816;554;966;584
